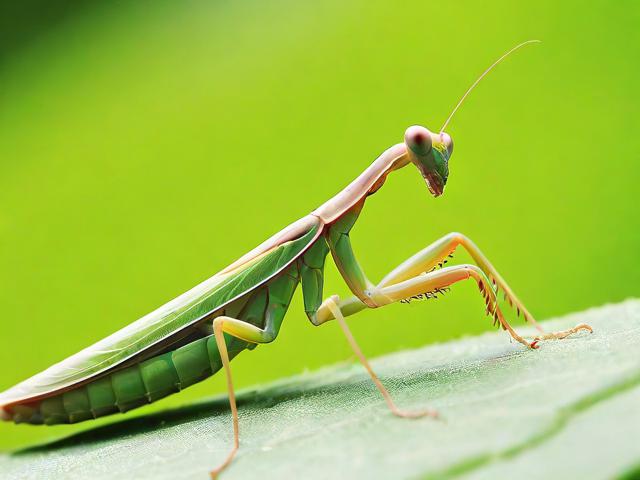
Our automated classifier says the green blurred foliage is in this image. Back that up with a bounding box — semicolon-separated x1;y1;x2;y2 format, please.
0;0;638;451
0;1;93;62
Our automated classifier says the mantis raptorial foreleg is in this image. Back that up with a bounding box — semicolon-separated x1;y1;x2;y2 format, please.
330;230;540;327
324;224;592;346
322;264;534;347
377;232;543;331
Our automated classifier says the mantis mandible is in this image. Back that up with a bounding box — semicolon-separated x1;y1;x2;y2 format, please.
0;40;593;478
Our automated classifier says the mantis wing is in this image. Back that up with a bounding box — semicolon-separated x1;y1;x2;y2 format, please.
0;215;322;408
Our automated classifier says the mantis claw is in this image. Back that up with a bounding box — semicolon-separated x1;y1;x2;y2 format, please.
574;323;594;334
530;322;594;346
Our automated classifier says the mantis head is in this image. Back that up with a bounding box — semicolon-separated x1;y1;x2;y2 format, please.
401;40;539;198
404;125;453;197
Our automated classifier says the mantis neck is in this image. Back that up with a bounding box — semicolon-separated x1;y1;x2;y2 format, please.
312;143;409;223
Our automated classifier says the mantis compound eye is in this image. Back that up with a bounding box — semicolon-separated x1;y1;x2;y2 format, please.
404;125;448;197
405;125;433;156
439;132;454;158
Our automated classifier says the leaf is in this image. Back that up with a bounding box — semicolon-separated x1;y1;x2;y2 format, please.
2;300;640;479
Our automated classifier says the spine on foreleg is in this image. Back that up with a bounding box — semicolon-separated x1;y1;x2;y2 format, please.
9;335;249;425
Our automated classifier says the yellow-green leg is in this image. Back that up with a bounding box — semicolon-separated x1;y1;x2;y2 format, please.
378;232;543;331
530;323;593;348
324;231;592;344
320;264;529;419
209;315;281;479
209;265;298;478
321;263;531;346
324;295;439;419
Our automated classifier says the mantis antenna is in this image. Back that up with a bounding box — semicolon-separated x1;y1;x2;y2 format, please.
439;39;541;134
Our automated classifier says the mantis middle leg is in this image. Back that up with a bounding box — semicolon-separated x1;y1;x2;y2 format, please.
317;262;591;417
319;264;516;419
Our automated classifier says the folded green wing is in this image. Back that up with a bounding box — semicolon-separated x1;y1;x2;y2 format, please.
0;217;321;407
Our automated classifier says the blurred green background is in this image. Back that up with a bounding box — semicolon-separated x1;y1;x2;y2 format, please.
1;0;638;451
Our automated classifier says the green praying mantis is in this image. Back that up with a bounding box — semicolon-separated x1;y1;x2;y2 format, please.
0;41;593;478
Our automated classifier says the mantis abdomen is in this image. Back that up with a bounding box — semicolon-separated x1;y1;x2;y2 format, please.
7;251;320;426
12;334;250;425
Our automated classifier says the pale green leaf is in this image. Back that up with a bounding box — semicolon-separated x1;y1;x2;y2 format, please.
2;300;639;479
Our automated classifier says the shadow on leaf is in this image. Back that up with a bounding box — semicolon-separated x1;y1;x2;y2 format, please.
11;362;463;456
11;343;522;457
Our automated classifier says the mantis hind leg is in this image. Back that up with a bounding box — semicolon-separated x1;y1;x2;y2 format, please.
209;266;299;479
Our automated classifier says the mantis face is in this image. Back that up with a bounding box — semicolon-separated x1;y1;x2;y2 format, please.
400;42;540;198
404;125;454;197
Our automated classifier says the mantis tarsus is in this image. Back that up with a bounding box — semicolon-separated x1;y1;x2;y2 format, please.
0;40;593;478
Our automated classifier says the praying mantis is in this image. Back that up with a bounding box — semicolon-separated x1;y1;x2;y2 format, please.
0;40;593;478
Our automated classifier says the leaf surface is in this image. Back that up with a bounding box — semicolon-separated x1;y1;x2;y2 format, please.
2;300;639;479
